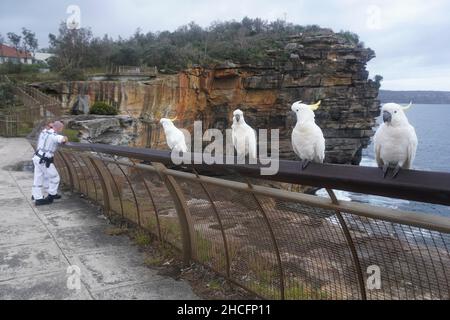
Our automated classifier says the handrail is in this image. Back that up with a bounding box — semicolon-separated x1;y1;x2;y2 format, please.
62;142;450;207
57;145;450;300
14;82;450;300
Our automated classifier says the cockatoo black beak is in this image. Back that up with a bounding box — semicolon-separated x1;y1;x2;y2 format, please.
383;111;392;123
235;115;241;122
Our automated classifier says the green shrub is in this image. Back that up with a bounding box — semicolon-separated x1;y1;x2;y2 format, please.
89;101;118;115
338;30;361;46
63;129;80;142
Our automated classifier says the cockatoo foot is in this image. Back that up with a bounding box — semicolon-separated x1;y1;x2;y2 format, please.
382;164;389;178
392;164;402;178
301;159;311;170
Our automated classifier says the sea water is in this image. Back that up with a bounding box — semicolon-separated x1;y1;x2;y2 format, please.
318;104;450;218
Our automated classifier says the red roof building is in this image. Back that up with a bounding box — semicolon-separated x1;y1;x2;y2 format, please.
0;44;33;64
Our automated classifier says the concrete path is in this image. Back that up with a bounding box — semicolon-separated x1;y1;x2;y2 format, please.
0;138;198;300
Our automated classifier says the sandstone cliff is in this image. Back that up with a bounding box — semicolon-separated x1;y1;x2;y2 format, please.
41;30;380;164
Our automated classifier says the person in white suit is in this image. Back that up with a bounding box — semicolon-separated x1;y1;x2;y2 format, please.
32;121;68;206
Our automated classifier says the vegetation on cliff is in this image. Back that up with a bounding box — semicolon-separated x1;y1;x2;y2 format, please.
89;101;118;115
45;18;363;79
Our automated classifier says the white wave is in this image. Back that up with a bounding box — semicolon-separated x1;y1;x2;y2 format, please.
316;188;352;202
359;156;377;168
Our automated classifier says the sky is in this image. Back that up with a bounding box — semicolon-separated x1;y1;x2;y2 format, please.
1;0;449;91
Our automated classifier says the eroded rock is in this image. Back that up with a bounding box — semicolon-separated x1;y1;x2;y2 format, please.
37;30;380;164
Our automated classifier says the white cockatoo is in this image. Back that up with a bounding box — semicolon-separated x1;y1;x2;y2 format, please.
374;102;418;178
291;100;325;169
231;109;257;161
160;118;188;153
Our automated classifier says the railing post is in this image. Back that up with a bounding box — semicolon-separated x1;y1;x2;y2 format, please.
326;189;367;300
192;168;232;278
94;152;125;218
246;179;286;300
88;157;112;217
129;159;162;238
79;154;99;201
59;152;76;192
140;173;163;241
115;161;142;227
153;162;193;266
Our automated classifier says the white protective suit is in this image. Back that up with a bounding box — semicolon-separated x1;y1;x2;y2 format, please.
32;129;65;200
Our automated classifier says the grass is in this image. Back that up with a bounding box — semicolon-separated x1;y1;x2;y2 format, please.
133;230;152;246
284;284;330;300
144;255;164;266
159;217;182;243
146;217;158;234
195;231;214;262
207;279;222;291
63;129;80;142
104;226;128;236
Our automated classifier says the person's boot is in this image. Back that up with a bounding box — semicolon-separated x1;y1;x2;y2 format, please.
48;194;62;201
35;198;51;206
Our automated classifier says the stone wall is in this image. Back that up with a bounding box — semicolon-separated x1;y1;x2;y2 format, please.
41;30;380;164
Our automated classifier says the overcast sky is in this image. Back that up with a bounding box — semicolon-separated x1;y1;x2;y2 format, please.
1;0;449;91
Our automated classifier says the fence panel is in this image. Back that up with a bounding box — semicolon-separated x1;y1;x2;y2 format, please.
52;146;450;300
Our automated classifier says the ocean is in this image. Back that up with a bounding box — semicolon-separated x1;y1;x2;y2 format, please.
318;104;450;218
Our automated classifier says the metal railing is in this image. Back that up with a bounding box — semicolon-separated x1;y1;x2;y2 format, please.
106;65;158;77
10;81;450;300
0;76;62;137
54;142;450;300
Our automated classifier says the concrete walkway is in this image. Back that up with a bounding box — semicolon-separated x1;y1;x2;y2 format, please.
0;138;198;300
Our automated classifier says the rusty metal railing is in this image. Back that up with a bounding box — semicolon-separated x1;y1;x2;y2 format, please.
106;65;158;77
53;142;450;300
0;76;62;137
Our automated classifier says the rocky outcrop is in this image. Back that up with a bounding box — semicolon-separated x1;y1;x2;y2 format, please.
40;29;380;164
65;115;137;145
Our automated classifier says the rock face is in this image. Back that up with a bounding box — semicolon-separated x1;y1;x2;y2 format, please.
43;30;380;164
66;115;137;145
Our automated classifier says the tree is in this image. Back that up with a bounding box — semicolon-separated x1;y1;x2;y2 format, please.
40;18;363;76
48;23;93;79
7;32;21;60
22;28;39;62
0;83;17;109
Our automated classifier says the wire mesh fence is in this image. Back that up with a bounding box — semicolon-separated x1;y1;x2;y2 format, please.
7;77;450;299
54;148;450;300
0;76;61;137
